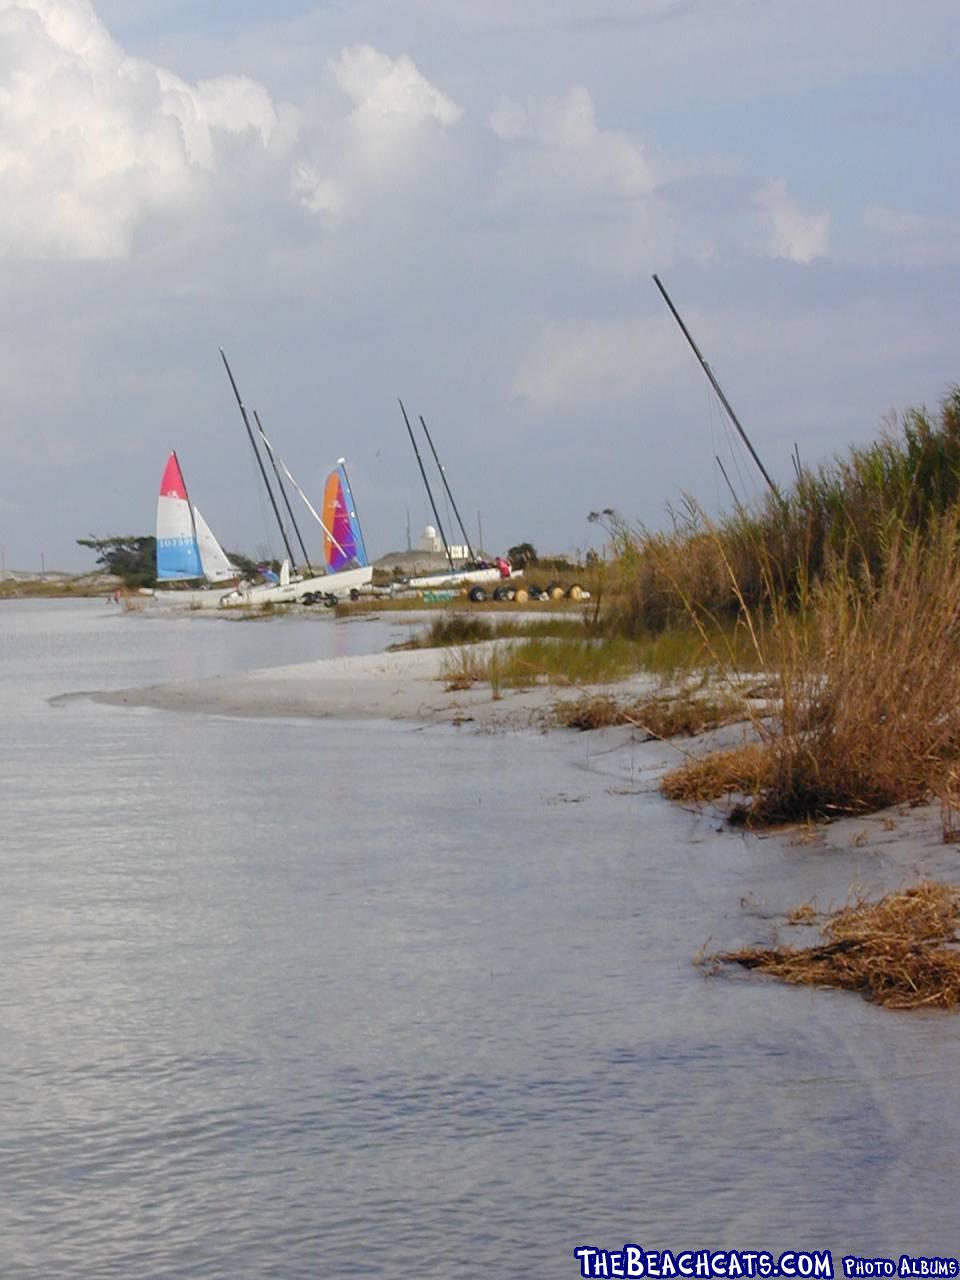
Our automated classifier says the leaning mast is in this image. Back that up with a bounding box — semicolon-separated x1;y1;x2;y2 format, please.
399;399;455;571
652;274;778;497
219;348;298;568
418;415;475;561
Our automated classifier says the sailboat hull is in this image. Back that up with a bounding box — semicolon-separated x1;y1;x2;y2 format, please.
406;567;521;590
218;564;374;608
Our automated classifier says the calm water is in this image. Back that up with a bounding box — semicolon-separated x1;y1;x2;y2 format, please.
2;599;958;1277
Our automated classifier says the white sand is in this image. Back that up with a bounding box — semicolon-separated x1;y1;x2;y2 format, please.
95;642;661;728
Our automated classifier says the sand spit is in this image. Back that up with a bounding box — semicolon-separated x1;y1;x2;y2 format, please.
93;642;661;728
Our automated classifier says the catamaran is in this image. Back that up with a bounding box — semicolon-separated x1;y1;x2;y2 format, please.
150;452;240;607
213;351;374;607
216;456;373;607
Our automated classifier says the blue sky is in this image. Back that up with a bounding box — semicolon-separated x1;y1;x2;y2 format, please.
1;0;958;570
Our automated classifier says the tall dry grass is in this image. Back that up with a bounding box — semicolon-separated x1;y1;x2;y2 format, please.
606;388;960;637
661;512;960;822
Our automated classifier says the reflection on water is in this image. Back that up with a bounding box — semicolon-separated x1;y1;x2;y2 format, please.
1;600;958;1276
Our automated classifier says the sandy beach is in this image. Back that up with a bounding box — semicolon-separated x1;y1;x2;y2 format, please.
94;638;663;729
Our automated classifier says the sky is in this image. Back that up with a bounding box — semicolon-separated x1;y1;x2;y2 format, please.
1;0;959;571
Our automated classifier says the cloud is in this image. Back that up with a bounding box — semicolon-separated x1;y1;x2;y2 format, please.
0;0;284;258
752;179;829;263
293;44;462;219
489;85;655;206
487;86;829;279
0;4;464;254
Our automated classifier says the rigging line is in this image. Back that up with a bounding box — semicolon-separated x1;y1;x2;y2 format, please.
255;421;348;559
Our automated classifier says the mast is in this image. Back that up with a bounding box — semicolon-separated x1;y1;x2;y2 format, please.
219;348;297;568
255;421;348;560
398;399;454;571
253;411;313;574
419;415;475;560
652;274;778;497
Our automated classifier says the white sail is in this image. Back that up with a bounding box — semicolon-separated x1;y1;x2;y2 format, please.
194;506;235;582
156;453;203;580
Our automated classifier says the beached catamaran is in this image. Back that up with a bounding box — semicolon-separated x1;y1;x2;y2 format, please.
211;350;374;606
151;452;240;605
217;454;373;607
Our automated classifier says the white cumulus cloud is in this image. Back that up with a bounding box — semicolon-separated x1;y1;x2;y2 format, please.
0;0;282;258
489;85;656;205
293;44;463;220
753;178;829;264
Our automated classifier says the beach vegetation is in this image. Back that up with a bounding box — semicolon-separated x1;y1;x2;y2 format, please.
583;385;960;825
553;688;746;738
710;882;960;1010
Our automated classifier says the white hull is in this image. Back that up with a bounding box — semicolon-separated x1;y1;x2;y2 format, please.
218;564;374;607
148;585;236;609
406;567;522;590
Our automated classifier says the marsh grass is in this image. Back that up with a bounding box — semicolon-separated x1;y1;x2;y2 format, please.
713;882;960;1010
656;493;960;824
660;744;770;804
607;389;960;636
0;579;92;598
554;689;747;738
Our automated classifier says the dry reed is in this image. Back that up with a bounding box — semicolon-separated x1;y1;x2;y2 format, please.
714;882;960;1010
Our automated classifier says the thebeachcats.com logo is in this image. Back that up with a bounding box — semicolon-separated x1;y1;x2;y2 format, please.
572;1249;960;1280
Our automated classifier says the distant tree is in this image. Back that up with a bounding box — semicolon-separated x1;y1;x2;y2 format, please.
507;541;538;567
77;535;156;588
226;550;258;577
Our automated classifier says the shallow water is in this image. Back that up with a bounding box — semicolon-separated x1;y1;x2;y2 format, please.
2;599;958;1276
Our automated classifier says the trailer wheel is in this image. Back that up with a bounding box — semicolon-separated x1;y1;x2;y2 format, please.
349;588;360;601
323;593;337;608
492;586;510;601
513;587;529;604
547;581;565;600
300;592;316;605
566;583;583;601
468;585;488;603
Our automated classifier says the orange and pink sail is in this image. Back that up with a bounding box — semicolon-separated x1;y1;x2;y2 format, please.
321;462;368;572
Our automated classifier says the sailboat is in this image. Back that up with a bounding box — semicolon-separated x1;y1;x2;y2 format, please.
151;452;238;606
216;350;374;607
217;457;374;608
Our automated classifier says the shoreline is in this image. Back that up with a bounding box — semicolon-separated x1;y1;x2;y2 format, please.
89;614;960;1007
92;639;662;728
